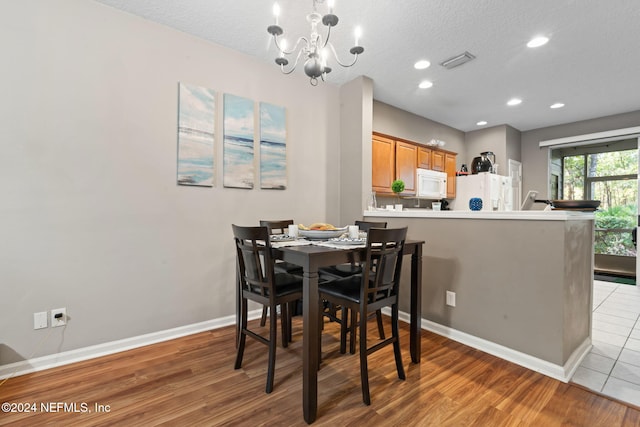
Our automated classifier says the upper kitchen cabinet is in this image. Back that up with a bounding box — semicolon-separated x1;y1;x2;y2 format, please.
417;147;432;169
445;152;457;198
432;150;445;172
372;134;395;194
372;131;455;197
395;141;417;195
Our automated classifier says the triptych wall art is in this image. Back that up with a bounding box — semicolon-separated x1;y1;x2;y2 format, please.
177;83;216;187
176;82;287;190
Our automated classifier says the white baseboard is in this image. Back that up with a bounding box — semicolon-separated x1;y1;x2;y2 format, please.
2;308;590;384
0;309;262;380
385;308;591;382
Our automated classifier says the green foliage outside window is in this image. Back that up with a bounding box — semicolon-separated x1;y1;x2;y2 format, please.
563;149;638;257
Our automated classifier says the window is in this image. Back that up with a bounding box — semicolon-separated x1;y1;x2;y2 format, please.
562;148;637;257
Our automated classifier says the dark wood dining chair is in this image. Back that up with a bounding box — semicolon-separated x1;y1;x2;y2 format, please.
319;227;408;405
320;220;388;353
232;224;303;394
258;220;303;327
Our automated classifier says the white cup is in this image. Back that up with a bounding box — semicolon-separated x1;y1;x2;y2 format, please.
386;205;395;211
432;202;441;211
395;204;403;211
348;225;359;239
287;224;298;238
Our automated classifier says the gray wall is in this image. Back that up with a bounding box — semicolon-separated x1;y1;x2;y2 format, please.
339;76;374;225
368;215;592;365
1;0;344;365
372;101;466;158
521;110;640;199
464;124;522;174
372;101;465;207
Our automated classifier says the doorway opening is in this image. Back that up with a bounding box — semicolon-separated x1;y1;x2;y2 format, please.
551;138;638;283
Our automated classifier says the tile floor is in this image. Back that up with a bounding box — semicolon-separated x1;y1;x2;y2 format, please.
571;279;640;407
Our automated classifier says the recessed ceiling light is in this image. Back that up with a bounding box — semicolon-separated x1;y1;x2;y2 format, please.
527;36;549;48
414;60;431;70
550;103;565;109
476;121;488;126
418;80;433;89
507;98;522;106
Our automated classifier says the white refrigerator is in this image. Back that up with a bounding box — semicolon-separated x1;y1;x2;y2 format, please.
455;172;513;211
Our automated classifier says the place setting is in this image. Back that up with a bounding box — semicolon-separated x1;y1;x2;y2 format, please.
268;223;367;249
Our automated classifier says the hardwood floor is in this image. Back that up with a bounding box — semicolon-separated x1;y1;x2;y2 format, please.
1;317;639;426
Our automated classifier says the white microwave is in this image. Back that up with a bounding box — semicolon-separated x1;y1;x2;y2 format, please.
416;168;447;199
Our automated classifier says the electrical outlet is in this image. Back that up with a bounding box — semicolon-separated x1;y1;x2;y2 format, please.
34;311;48;329
446;291;456;307
51;308;67;327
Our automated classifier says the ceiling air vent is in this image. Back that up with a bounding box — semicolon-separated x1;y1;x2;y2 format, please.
440;51;476;70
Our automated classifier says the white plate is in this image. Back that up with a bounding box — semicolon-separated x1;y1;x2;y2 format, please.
328;237;366;245
298;227;347;240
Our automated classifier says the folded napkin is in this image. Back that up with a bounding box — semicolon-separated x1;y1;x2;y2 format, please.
270;239;313;249
311;241;367;250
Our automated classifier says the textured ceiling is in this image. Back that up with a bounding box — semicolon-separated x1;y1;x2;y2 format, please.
94;0;640;132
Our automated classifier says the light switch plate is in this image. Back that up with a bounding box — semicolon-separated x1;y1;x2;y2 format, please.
34;311;48;329
446;291;456;307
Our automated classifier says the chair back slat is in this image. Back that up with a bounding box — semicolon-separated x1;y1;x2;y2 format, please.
355;220;387;232
259;219;294;235
362;227;407;305
233;225;275;301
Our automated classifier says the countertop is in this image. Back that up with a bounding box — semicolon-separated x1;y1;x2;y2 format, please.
364;208;595;221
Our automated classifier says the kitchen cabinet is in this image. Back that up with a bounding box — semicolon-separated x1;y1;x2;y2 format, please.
417;147;432;169
372;131;456;197
445;153;457;198
432;150;445;172
395;141;417;195
372;134;395;194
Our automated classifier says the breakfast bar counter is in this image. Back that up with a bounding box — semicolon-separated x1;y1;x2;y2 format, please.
364;209;594;381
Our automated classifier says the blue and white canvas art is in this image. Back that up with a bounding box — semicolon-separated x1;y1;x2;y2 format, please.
177;82;215;186
260;103;287;190
223;94;254;189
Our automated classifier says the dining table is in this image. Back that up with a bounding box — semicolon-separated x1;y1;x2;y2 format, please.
269;237;425;424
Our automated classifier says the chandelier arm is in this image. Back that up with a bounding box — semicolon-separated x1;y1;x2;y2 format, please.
320;24;332;49
273;36;309;57
326;42;361;68
278;48;305;75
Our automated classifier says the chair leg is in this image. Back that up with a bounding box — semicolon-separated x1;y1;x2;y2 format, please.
234;298;248;370
318;298;324;369
288;301;294;342
260;306;268;326
375;309;386;339
266;303;278;394
358;308;371;405
280;303;289;348
349;309;357;354
391;304;406;380
339;306;348;354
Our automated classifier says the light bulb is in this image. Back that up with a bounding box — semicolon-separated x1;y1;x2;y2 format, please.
354;26;362;46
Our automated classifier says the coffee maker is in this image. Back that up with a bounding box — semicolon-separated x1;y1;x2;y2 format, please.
471;151;495;174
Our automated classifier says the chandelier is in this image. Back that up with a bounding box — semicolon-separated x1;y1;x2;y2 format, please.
267;0;364;86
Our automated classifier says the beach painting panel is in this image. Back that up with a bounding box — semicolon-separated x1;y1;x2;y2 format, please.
177;82;215;186
260;102;287;189
223;94;255;189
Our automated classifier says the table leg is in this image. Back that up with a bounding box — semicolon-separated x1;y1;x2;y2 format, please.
410;243;422;363
302;266;319;424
